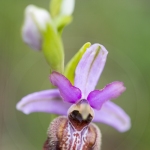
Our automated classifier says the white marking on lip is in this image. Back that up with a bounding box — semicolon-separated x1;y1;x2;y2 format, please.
63;122;89;150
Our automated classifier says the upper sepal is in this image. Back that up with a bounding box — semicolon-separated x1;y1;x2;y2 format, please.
74;44;108;98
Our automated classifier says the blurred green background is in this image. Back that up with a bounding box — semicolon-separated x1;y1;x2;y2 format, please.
0;0;150;149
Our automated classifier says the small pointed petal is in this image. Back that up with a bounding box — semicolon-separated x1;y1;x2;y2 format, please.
22;5;51;50
50;72;81;103
16;89;70;115
87;81;126;110
74;44;108;98
93;101;131;132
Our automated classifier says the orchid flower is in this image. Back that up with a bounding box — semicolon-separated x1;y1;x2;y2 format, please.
16;43;131;132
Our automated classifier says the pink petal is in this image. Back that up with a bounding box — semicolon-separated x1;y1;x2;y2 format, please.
16;89;71;115
93;101;131;132
50;72;81;103
87;81;126;110
74;44;108;98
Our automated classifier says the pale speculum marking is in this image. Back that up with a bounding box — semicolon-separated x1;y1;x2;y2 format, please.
59;122;89;150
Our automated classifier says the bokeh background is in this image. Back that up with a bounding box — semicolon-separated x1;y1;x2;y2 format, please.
0;0;150;149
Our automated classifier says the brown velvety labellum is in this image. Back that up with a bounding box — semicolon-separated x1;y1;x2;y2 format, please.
43;116;101;150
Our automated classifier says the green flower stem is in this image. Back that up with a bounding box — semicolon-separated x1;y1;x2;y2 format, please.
42;24;64;73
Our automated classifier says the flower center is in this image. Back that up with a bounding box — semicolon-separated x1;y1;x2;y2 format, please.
68;99;94;131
